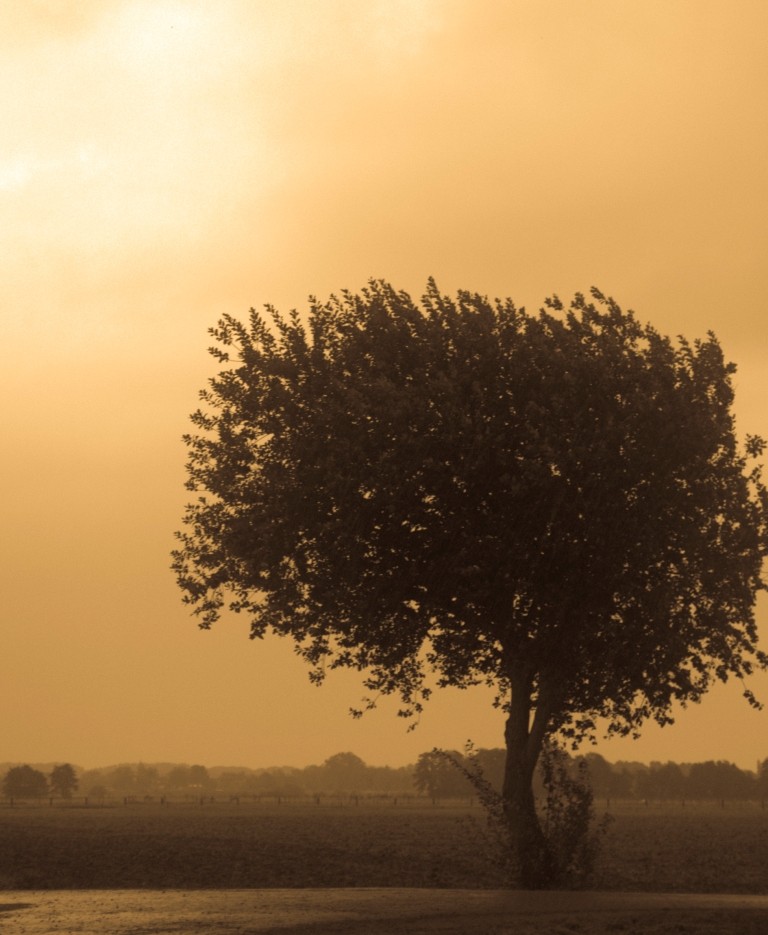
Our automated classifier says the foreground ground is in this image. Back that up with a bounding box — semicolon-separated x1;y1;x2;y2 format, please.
2;802;767;932
3;889;768;934
1;800;766;892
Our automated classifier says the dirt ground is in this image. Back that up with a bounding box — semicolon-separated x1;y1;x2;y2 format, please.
2;889;768;935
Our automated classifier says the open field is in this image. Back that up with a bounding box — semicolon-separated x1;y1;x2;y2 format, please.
1;800;767;893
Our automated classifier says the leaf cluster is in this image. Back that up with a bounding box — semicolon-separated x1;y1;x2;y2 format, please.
173;280;768;739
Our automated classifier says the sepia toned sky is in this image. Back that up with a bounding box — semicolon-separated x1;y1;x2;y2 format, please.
2;0;767;772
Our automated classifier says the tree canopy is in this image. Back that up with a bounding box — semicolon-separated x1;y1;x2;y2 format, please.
49;763;78;799
173;280;768;884
2;765;49;799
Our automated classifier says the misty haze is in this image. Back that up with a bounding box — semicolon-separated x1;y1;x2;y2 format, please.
3;1;768;933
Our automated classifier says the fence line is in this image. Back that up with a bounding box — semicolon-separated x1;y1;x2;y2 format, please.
1;792;766;811
0;792;480;810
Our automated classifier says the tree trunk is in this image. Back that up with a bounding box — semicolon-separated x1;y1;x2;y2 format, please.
502;677;551;888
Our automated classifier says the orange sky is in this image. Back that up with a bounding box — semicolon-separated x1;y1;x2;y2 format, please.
2;0;767;771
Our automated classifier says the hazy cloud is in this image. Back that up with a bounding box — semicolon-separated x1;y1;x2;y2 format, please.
2;0;766;770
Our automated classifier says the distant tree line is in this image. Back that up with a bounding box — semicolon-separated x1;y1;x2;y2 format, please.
1;753;415;801
4;752;768;802
580;753;768;802
72;753;415;799
414;750;768;803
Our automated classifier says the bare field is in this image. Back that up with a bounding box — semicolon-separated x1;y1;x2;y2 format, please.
594;804;768;893
0;800;766;893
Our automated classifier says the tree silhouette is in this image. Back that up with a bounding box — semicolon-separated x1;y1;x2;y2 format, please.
174;280;768;886
321;752;367;793
413;750;470;799
2;765;49;799
49;763;78;799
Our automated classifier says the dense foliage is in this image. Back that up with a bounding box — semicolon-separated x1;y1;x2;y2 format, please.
1;765;49;799
173;280;768;885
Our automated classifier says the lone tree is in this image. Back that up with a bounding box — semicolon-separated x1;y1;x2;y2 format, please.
173;280;768;886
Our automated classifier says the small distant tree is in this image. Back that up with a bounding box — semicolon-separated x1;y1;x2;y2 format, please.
579;754;614;799
414;750;470;799
321;752;367;793
174;281;768;887
49;764;78;799
2;765;49;799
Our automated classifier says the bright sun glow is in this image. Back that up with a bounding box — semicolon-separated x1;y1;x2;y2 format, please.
110;1;210;67
0;157;32;191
